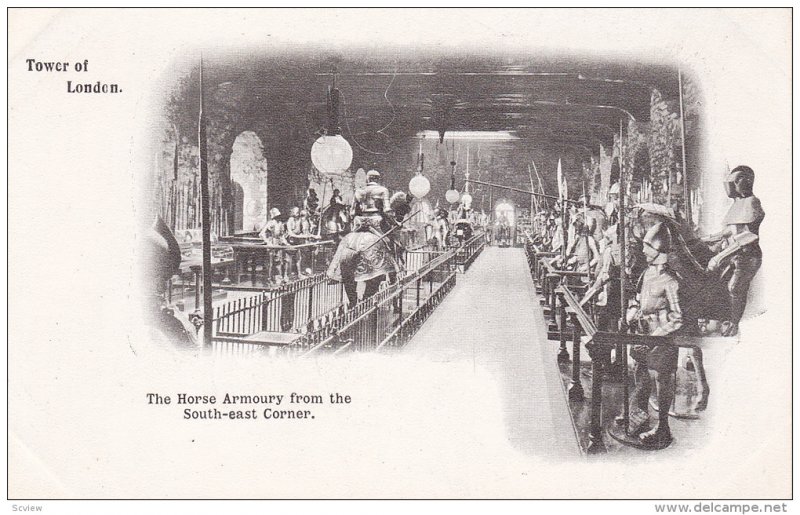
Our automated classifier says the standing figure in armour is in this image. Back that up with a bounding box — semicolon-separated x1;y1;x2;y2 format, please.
703;165;764;336
259;207;288;284
567;218;600;276
433;208;449;250
496;212;510;246
304;187;319;233
620;222;688;449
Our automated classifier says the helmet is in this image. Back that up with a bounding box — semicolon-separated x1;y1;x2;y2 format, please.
367;169;381;181
269;207;281;218
725;165;755;198
608;182;620;195
643;222;672;265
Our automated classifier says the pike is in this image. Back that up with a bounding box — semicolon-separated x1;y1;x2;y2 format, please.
527;164;538;216
618;117;630;434
170;124;179;231
532;160;546;210
557;158;568;265
316;177;331;237
198;54;213;348
678;70;691;225
582;182;593;283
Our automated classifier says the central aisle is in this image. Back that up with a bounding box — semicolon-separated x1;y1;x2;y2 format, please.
403;246;580;459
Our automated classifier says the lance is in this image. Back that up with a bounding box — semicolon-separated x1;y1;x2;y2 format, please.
582;182;594;285
678;70;691;226
170;125;179;232
558;158;568;265
618;117;630;434
527;164;538;218
467;178;581;205
316;176;330;237
363;209;423;251
198;55;213;349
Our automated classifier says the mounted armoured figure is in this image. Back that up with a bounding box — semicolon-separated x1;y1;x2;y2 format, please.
326;170;401;304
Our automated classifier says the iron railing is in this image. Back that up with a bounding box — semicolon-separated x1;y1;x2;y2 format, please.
207;233;485;357
292;251;460;357
212;272;344;340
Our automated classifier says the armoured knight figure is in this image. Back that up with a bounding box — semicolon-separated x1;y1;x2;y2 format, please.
433;208;449;250
304;187;319;232
285;207;302;243
326;169;399;304
456;196;474;222
354;169;391;232
567;218;599;275
620;222;687;449
322;188;348;238
605;182;620;226
582;223;622;331
259;207;285;244
259;207;289;283
703;165;764;336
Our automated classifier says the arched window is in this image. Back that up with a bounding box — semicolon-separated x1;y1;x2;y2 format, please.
229;131;268;233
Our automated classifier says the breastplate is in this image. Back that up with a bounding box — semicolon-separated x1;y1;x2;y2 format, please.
722;196;764;234
639;269;672;314
361;183;389;213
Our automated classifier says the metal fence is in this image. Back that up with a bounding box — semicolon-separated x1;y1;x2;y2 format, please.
207;232;485;357
454;232;486;272
212;273;344;338
291;251;460;357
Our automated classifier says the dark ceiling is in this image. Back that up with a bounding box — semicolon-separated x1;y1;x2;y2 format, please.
193;47;681;151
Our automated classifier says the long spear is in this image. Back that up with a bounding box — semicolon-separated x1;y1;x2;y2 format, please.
316;176;329;237
618;117;629;433
170;125;179;232
198;55;213;349
527;164;538;216
363;209;423;251
532;160;546;206
678;70;691;225
467;178;581;204
582;182;593;284
557;159;568;265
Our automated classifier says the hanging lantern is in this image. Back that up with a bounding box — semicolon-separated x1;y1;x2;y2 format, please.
409;172;431;198
311;134;353;176
445;158;459;203
462;151;472;206
409;137;430;198
311;70;353;177
445;188;461;204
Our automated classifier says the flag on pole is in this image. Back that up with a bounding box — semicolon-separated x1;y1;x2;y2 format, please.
582;182;588;220
557;158;567;201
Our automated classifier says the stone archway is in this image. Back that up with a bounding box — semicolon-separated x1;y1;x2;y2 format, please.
494;200;516;226
230;131;269;233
